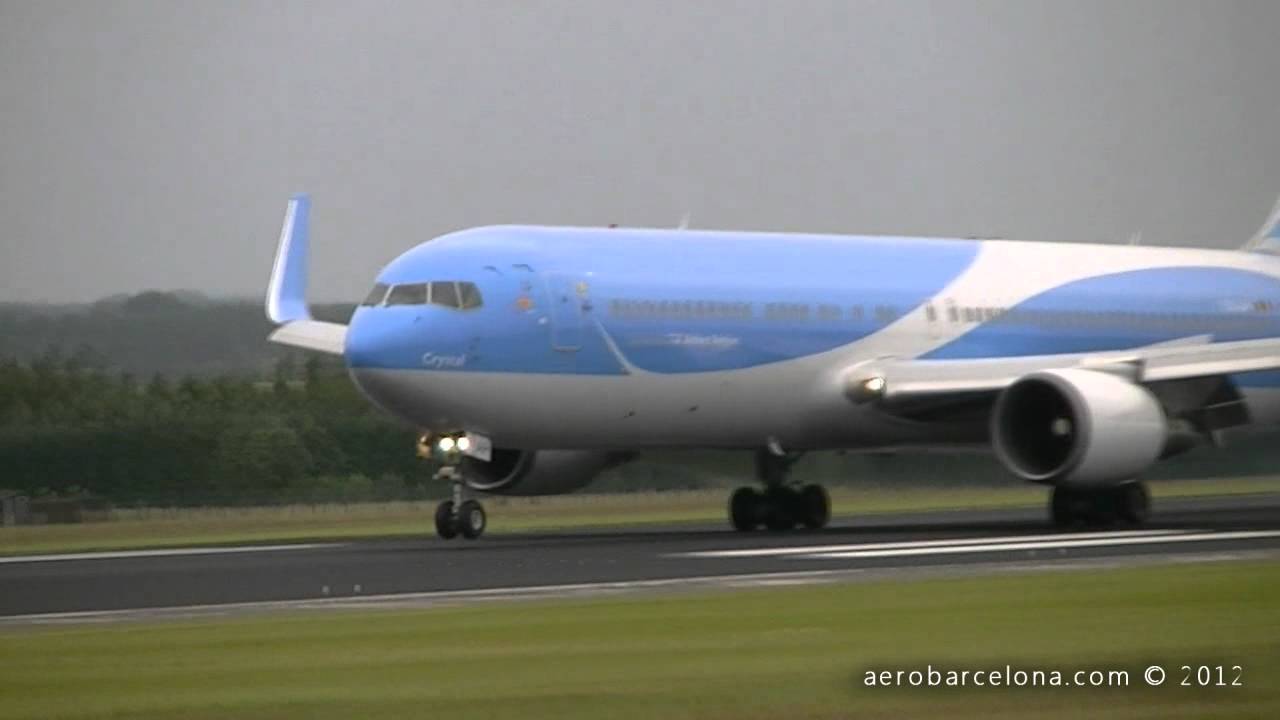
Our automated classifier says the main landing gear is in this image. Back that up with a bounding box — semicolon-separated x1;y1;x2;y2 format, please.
1050;481;1150;527
729;448;831;531
424;434;487;540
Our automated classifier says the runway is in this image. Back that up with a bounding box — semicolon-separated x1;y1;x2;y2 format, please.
3;494;1279;624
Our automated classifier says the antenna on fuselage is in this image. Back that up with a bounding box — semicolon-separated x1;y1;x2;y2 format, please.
1127;230;1143;246
677;212;692;231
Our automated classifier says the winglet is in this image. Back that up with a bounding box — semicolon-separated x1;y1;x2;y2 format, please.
1242;194;1280;254
266;193;312;323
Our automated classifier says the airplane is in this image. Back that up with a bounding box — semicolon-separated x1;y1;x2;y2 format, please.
266;193;1280;540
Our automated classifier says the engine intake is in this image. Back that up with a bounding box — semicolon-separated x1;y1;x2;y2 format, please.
991;369;1167;486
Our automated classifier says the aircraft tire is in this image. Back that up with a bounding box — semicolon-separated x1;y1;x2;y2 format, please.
1114;481;1150;526
1081;490;1120;527
796;484;830;529
763;487;796;531
458;500;487;540
434;500;459;539
1049;486;1079;527
729;487;760;532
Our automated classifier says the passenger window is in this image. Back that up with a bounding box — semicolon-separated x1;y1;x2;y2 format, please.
386;283;428;306
458;282;483;309
361;283;389;307
431;281;461;308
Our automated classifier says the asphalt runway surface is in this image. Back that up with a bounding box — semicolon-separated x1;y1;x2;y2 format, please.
3;494;1280;624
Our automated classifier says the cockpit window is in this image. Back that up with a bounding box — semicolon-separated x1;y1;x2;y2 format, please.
377;281;482;310
385;283;429;306
430;281;460;309
361;283;389;307
458;282;482;309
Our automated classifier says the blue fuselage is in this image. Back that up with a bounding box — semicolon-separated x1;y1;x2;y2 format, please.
341;225;1280;448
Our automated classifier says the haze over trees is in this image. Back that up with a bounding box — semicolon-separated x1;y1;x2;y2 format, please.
0;292;354;377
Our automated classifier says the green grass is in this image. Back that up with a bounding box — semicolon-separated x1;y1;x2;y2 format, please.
3;476;1280;556
2;560;1278;719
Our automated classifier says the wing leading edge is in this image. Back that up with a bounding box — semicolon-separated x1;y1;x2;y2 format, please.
847;336;1280;407
268;320;346;355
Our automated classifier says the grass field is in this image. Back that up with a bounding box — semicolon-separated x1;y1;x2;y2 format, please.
1;559;1277;719
3;476;1280;556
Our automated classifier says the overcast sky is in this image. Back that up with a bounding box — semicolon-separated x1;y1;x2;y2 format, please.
2;0;1280;303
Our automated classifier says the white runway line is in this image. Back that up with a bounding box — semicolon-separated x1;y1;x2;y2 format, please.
0;543;345;565
679;529;1192;559
805;530;1280;560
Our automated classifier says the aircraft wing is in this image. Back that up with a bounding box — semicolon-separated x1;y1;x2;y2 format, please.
848;336;1280;407
264;194;348;357
269;320;347;355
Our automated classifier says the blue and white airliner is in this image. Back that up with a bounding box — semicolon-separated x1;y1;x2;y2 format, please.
266;194;1280;539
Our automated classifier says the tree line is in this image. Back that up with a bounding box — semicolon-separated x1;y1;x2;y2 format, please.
0;350;425;505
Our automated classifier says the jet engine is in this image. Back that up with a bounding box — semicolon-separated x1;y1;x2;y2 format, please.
461;449;633;495
991;368;1168;486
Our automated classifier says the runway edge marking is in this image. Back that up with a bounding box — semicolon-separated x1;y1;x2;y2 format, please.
677;529;1193;558
804;529;1280;559
0;543;347;565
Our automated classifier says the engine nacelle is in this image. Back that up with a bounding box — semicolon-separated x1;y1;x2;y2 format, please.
461;449;632;495
991;368;1167;486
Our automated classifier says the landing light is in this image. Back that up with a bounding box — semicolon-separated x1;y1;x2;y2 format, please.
456;436;471;452
847;373;888;404
438;437;456;452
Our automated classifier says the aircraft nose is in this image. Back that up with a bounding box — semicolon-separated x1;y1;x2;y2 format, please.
343;310;442;424
344;310;409;369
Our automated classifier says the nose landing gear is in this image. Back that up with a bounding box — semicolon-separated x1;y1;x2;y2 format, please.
423;433;488;540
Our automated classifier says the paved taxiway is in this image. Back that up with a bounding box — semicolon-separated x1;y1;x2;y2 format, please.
3;494;1279;623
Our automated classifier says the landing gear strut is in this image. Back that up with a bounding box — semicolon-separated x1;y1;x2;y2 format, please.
1050;481;1150;527
728;448;831;532
425;434;487;540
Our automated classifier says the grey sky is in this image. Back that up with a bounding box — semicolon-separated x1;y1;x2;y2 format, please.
2;0;1279;303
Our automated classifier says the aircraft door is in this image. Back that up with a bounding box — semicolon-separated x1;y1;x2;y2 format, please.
544;273;584;351
926;300;942;340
